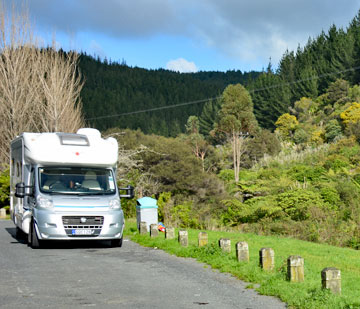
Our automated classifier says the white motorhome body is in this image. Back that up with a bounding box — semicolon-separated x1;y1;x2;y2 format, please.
10;128;132;248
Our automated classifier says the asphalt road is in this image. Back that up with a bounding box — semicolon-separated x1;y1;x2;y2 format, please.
0;220;286;308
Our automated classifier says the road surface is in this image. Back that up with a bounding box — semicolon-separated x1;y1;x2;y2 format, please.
0;220;286;308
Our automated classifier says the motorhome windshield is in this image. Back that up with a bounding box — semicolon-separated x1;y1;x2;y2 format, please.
39;167;116;195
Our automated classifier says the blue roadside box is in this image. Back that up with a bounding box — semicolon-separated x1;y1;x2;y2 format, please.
136;197;158;232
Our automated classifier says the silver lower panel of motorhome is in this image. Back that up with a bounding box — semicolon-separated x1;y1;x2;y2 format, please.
33;209;124;240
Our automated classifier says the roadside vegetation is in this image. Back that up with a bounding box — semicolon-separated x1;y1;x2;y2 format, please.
124;220;360;308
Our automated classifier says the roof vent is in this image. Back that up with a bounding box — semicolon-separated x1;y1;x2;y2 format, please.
77;128;101;139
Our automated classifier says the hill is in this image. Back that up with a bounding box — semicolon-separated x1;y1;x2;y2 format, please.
79;54;259;136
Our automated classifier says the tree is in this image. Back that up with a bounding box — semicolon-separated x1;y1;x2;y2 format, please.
340;102;360;126
182;116;209;171
35;48;84;132
214;84;258;182
199;98;222;138
0;2;84;163
275;113;299;140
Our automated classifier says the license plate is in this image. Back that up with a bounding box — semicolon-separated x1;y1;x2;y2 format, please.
72;229;94;235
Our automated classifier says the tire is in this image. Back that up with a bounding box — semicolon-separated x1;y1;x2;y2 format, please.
110;237;123;248
30;219;41;249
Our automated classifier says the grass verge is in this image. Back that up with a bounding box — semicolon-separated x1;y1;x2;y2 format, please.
124;219;360;308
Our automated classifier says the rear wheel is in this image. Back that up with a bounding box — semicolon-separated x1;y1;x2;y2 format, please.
110;237;123;248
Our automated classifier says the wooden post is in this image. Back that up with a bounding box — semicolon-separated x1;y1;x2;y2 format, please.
287;256;304;282
150;224;158;237
139;221;148;235
236;241;249;262
0;208;6;219
178;230;188;247
219;238;231;253
321;268;341;294
198;232;208;247
165;227;175;239
259;248;275;271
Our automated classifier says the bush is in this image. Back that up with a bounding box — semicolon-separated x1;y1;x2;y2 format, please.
258;168;281;180
275;189;328;221
288;164;326;182
217;169;234;182
319;186;341;208
0;168;10;208
323;155;350;172
170;202;199;228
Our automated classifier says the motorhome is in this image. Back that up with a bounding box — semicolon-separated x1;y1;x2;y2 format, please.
10;128;133;248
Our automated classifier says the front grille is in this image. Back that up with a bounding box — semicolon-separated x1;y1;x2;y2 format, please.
62;216;104;237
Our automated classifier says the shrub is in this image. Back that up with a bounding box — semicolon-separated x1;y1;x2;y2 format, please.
258;168;281;180
170;202;199;228
275;189;328;221
0;168;10;208
288;164;326;182
319;186;341;208
217;169;234;182
323;155;350;172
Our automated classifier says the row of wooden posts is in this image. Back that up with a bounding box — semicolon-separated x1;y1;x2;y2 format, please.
141;222;341;295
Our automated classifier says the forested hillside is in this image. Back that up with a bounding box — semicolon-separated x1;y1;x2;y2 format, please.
79;55;259;136
80;12;360;135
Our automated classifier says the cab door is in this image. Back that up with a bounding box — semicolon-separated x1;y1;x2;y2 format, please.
10;139;24;225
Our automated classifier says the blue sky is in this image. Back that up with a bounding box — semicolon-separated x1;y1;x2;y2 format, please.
13;0;360;73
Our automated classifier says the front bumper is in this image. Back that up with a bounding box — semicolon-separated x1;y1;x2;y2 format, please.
33;208;124;241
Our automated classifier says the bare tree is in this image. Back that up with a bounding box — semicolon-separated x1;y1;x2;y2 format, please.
35;47;84;132
0;1;84;164
0;2;40;161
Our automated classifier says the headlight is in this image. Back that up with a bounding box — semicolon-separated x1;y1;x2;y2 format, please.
109;198;121;209
37;196;53;209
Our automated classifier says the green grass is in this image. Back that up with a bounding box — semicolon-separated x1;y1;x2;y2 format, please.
124;219;360;308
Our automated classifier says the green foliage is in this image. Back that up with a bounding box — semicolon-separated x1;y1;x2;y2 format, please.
220;199;254;225
275;113;298;140
170;202;198;228
324;119;342;142
288;164;326;182
319;186;341;206
323;154;350;172
156;192;172;222
0;168;10;208
215;83;258;135
217;169;235;183
275;189;328;221
121;197;136;218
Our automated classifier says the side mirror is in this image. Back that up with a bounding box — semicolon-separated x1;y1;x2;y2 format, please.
15;182;34;198
119;185;135;199
15;182;25;198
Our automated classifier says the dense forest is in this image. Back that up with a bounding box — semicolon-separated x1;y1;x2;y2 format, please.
79;56;259;136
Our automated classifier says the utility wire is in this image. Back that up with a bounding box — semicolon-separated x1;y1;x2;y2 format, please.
85;65;360;121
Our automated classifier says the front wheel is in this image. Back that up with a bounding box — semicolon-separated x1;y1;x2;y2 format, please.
29;219;41;249
110;237;123;248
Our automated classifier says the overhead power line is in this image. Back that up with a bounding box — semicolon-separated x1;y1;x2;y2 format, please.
85;65;360;122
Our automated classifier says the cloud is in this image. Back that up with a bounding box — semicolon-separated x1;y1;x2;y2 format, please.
166;58;198;73
26;0;360;67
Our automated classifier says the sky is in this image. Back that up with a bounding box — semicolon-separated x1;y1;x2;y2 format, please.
10;0;360;73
